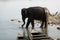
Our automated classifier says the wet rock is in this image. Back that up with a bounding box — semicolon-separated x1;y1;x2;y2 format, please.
18;20;21;23
57;27;60;30
10;19;14;21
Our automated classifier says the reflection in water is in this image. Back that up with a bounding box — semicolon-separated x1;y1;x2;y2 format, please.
41;28;48;35
25;29;30;40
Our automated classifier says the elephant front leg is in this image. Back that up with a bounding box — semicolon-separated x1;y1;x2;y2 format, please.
31;20;34;29
26;19;30;29
21;22;25;28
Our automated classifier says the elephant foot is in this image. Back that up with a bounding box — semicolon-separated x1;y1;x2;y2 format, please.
25;27;28;29
21;26;23;29
41;27;43;29
21;25;24;28
22;27;24;29
40;26;43;28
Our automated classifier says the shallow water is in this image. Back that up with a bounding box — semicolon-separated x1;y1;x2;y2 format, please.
0;20;21;40
0;20;60;40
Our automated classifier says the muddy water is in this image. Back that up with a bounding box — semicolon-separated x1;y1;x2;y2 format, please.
0;20;60;40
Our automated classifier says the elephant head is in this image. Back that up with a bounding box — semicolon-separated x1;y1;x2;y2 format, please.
21;8;28;27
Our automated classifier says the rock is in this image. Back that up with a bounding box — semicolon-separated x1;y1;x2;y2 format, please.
57;27;60;30
18;20;21;23
11;19;14;21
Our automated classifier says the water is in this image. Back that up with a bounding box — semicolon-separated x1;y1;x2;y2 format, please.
0;20;60;40
0;20;22;40
48;24;60;39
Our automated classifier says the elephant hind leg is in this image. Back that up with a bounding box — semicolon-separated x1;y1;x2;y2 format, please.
40;21;44;28
45;20;48;28
31;20;34;29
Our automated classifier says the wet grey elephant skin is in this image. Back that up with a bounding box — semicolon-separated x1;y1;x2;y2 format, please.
21;6;49;29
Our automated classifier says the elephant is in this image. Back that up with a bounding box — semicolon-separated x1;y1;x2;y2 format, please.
21;6;50;29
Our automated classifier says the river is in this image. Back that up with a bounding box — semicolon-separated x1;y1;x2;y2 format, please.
0;20;60;40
